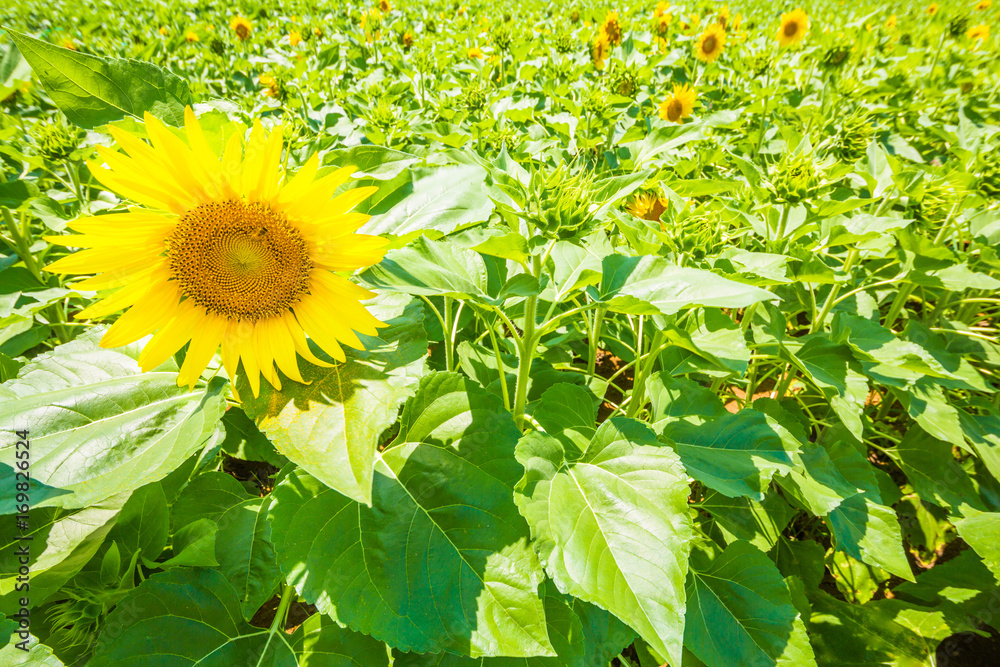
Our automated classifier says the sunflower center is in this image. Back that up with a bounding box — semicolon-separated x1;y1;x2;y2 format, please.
667;99;684;122
166;200;313;321
236;24;250;40
703;35;717;53
784;21;799;37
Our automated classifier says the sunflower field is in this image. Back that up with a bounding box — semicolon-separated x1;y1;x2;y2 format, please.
1;0;999;665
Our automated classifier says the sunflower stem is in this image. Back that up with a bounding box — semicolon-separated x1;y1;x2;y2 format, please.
443;296;455;371
511;254;542;431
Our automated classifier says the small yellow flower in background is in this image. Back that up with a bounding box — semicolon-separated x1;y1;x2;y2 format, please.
186;31;199;42
927;3;940;15
458;6;467;16
967;23;990;47
468;46;484;59
402;31;413;47
777;8;809;47
695;23;726;62
61;38;77;50
655;1;669;18
626;191;669;224
44;110;388;397
314;26;323;37
656;14;672;35
718;5;731;29
158;27;169;36
886;15;897;29
592;32;610;68
289;31;302;46
259;74;280;98
602;11;622;45
659;83;696;123
976;0;991;10
231;16;252;41
206;24;214;32
380;0;392;11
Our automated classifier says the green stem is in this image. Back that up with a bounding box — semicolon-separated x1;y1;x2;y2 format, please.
626;328;665;419
2;207;45;284
257;584;297;667
811;247;860;334
512;255;542;431
443;297;456;372
485;315;511;411
588;306;606;376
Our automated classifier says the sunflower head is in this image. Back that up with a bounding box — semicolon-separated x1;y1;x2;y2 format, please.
656;14;672;35
379;0;392;12
592;33;611;67
927;3;939;15
967;23;990;46
186;31;199;42
976;0;991;10
626;191;669;225
289;31;302;46
158;27;168;36
230;16;252;40
602;11;622;45
44;110;388;398
695;23;726;62
654;1;669;18
467;46;484;59
777;8;809;47
659;83;696;123
886;15;897;30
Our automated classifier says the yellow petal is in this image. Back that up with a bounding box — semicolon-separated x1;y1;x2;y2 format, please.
176;312;227;389
46;245;163;274
100;280;180;348
292;298;348;362
311;234;388;272
283;312;333;368
267;317;306;383
137;300;202;370
76;265;170;319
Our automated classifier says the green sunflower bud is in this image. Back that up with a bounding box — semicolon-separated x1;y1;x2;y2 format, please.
528;165;596;240
771;151;820;204
830;107;875;162
977;149;1000;199
31;116;82;161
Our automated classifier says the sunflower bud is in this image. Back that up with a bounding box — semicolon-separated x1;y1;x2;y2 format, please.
490;24;512;52
829;108;875;162
819;44;850;69
606;61;639;98
554;30;576;53
661;204;725;260
976;149;1000;198
949;15;969;37
31;116;82;161
770;151;821;204
528;165;596;240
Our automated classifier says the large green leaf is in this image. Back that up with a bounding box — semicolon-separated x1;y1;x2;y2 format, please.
514;417;693;666
393;582;635;666
103;482;168;569
289;613;392;666
894;429;985;511
6;30;191;127
0;328;227;512
360;165;494;236
170;472;281;619
953;510;1000;580
700;489;794;553
0;492;128;615
659;410;798;500
684;541;798;667
241;294;427;505
595;255;778;316
269;373;553;658
360;236;493;302
0;619;64;666
89;568;293;665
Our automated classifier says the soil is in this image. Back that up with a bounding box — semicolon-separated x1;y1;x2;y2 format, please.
249;593;318;632
223;455;279;495
936;626;1000;667
592;347;633;422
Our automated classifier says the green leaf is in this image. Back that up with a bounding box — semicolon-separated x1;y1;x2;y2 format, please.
0;619;64;666
241;294;427;505
6;30;191;128
894;428;985;511
170;472;281;618
157;518;218;568
360;165;494;237
595;256;778;316
824;443;913;581
104;481;168;568
220;409;287;468
782;335;868;440
700;489;794;553
393;582;635;666
89;568;293;665
646;374;728;427
684;541;798;667
952;510;1000;581
530;383;597;456
659;410;798;500
514;417;693;666
0;492;127;615
778;443;861;516
0;327;227;512
290;613;392;665
360;236;492;302
270;373;553;658
324;145;420;180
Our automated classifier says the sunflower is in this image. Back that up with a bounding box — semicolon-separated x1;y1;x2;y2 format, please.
592;33;611;68
379;0;392;11
289;31;302;46
927;3;940;15
656;14;671;35
967;23;990;46
694;24;726;62
659;83;696;123
230;16;252;41
602;11;622;45
777;8;809;47
468;46;484;59
654;1;669;18
186;31;199;42
718;5;731;29
886;15;897;29
44;110;388;397
626;191;669;223
158;27;169;36
976;0;991;10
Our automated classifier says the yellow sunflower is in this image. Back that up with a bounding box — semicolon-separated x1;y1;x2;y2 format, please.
654;1;669;18
626;191;669;224
230;16;252;41
694;24;726;62
967;23;990;46
186;31;199;42
976;0;991;10
289;30;302;46
602;11;622;46
886;15;897;29
468;46;484;59
44;110;388;397
380;0;392;11
777;8;809;47
926;3;940;15
659;83;696;123
592;32;611;68
158;27;169;36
